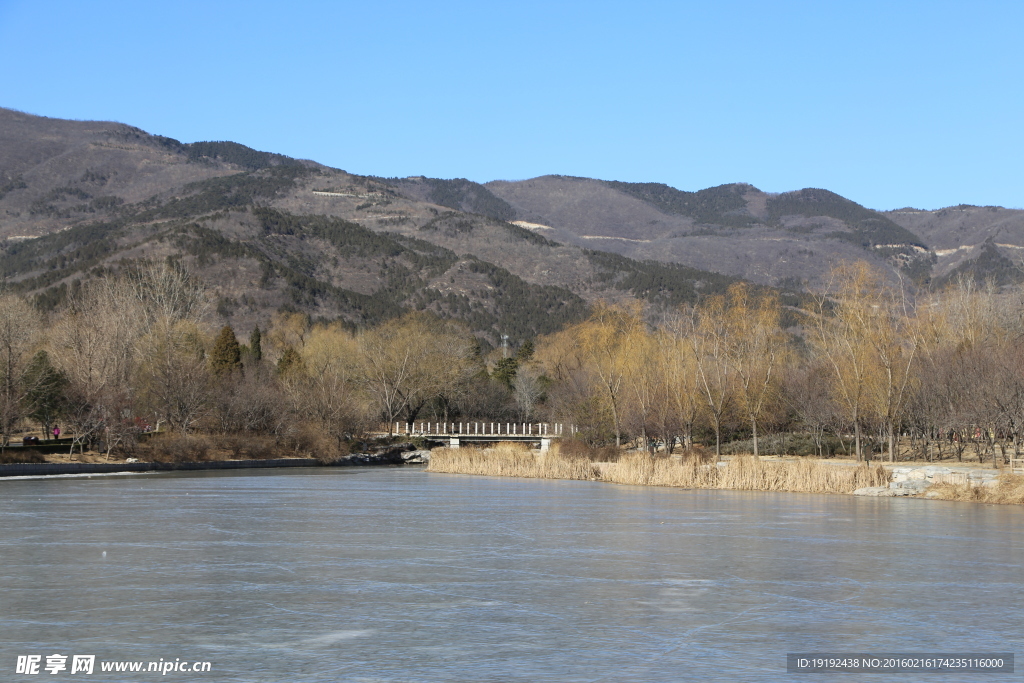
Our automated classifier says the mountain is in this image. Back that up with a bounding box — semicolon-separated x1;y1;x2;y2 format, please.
883;205;1024;286
392;174;1024;289
479;176;939;287
3;107;1021;345
0;107;795;348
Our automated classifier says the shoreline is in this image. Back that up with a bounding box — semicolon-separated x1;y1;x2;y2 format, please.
8;447;1019;506
0;450;431;478
426;446;1024;506
0;458;322;478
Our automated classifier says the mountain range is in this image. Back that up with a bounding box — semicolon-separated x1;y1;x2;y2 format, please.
2;106;1022;346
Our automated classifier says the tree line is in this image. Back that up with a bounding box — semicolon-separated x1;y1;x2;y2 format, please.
2;260;1023;464
535;261;1024;465
0;263;519;458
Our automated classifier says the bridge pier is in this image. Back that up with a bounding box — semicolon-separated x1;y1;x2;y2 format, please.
540;437;551;453
449;437;460;449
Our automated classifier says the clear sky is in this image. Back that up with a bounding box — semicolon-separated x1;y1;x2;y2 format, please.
1;0;1020;211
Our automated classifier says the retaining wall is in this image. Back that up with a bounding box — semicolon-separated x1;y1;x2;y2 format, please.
0;458;324;477
0;450;418;478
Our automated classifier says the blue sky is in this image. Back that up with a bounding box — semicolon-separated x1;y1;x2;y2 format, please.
1;0;1021;210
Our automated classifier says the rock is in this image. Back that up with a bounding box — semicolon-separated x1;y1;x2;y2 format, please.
889;479;929;492
853;486;915;497
853;486;888;496
401;450;431;464
860;464;1005;499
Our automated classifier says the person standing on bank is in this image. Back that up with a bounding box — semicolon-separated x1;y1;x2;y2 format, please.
52;426;60;440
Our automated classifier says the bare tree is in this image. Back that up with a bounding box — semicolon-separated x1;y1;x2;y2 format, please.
50;279;142;454
297;324;366;449
512;367;544;421
783;361;838;457
359;313;476;430
124;262;208;328
577;302;643;448
690;296;735;460
137;319;210;433
50;265;209;453
810;262;881;461
659;313;702;452
0;294;40;446
724;283;786;457
534;324;613;444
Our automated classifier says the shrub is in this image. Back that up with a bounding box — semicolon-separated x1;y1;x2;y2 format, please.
216;434;280;460
287;425;350;464
137;433;213;463
554;439;620;462
244;436;278;460
721;433;852;457
680;445;715;463
0;449;46;464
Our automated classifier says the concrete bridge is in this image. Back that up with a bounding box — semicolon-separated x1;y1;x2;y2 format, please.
395;422;573;451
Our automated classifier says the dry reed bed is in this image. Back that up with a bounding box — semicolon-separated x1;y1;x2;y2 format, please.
427;444;889;495
925;474;1024;505
428;443;598;481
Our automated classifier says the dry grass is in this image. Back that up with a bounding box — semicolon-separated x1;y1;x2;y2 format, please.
428;442;598;480
602;453;888;493
428;444;889;494
925;473;1024;505
0;449;46;464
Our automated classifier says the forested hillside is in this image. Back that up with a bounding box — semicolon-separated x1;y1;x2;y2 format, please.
0;108;797;350
4;106;1024;351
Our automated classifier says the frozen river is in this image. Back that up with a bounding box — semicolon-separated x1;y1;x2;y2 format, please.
1;467;1021;681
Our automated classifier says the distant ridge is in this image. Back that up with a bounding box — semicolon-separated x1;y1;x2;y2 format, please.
2;105;1024;340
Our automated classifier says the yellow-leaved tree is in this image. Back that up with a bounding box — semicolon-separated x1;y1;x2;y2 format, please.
723;283;787;458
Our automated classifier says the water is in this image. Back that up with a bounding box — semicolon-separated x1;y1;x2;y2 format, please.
1;467;1021;682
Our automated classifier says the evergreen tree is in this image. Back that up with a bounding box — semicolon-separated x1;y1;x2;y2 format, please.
276;346;304;377
492;357;518;388
516;339;535;361
249;326;262;362
210;325;242;375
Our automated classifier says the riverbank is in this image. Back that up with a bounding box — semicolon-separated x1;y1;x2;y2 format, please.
0;449;431;478
426;444;1024;504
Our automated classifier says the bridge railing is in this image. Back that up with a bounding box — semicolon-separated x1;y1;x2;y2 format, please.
394;422;574;437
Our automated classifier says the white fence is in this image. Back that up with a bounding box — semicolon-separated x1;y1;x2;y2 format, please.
395;422;573;437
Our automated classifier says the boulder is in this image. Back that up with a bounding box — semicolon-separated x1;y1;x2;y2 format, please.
401;450;431;464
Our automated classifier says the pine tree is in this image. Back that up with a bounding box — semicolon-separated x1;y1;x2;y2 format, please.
276;346;304;377
249;326;262;362
492;357;518;388
210;325;242;375
516;339;535;361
